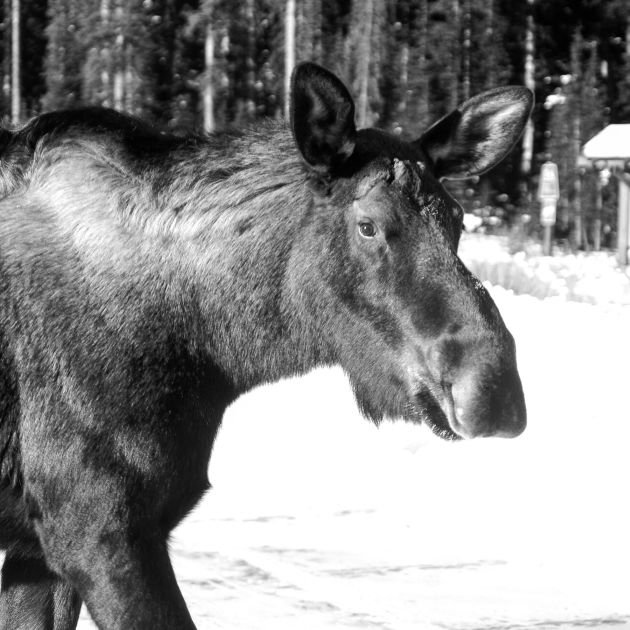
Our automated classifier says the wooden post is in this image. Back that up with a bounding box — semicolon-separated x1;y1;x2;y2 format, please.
543;225;552;256
593;176;603;252
572;125;583;249
618;176;630;267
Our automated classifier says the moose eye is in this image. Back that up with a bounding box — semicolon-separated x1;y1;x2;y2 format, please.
358;221;377;238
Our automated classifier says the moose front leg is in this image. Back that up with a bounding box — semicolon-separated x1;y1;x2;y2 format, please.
0;540;82;630
17;381;219;629
22;448;201;629
36;521;197;630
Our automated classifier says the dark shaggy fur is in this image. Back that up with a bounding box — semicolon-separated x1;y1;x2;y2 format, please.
0;62;532;629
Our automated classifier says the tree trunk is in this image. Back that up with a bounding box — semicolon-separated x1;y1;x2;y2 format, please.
461;0;471;101
218;23;230;126
113;57;124;110
299;0;322;63
520;0;535;177
245;0;256;119
113;1;124;111
284;0;295;120
448;0;461;111
100;0;111;106
416;0;429;126
570;30;582;249
398;42;408;118
483;0;497;89
100;0;109;21
357;0;374;128
3;0;10;107
203;0;215;133
11;0;20;124
124;44;134;113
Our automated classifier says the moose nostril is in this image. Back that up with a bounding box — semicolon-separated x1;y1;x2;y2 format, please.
450;364;527;439
446;323;462;335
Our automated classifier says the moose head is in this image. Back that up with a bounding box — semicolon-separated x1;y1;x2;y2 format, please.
288;62;531;440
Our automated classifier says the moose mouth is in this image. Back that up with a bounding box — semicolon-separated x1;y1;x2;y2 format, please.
410;387;462;441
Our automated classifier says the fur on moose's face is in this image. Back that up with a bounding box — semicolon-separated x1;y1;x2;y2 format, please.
321;159;467;437
291;62;531;440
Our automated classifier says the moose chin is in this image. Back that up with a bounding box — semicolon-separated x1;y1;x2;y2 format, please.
0;61;531;629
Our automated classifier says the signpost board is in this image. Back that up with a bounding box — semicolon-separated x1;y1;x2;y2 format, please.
537;161;560;203
537;161;559;255
540;198;557;227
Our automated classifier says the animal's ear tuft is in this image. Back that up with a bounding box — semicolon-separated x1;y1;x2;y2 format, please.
415;86;534;180
290;62;357;174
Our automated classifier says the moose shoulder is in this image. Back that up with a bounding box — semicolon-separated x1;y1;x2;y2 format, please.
0;62;532;630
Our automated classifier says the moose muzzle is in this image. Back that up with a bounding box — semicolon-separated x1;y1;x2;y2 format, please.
423;328;527;440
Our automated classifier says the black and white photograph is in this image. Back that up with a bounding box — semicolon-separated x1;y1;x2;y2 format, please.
0;1;629;629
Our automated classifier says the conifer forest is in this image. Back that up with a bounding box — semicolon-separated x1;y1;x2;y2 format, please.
1;0;629;250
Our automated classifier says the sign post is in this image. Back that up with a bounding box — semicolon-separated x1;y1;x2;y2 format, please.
537;161;559;256
582;124;630;267
618;174;630;266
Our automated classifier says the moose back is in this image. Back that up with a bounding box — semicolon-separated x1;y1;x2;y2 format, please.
0;63;531;629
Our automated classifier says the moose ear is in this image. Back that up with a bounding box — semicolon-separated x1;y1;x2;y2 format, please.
290;62;357;174
415;87;534;180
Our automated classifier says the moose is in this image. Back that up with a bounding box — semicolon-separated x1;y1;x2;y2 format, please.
0;62;531;629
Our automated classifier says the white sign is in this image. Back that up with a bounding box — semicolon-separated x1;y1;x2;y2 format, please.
540;198;557;226
537;161;560;201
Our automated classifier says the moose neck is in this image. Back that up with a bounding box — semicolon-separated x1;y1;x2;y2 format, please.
158;127;339;395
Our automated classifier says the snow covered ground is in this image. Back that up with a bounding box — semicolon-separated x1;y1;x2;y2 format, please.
11;235;630;629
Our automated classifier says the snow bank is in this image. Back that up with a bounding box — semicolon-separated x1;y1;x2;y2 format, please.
459;232;630;306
